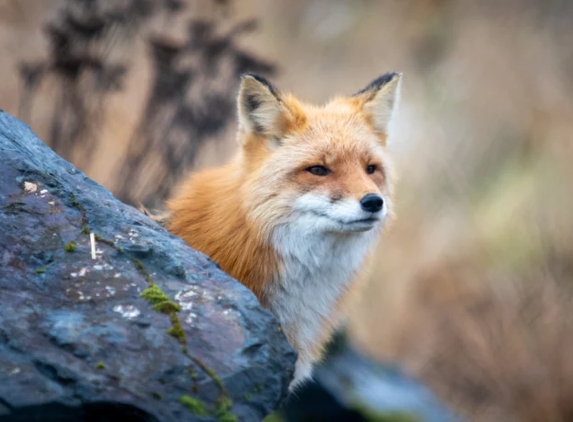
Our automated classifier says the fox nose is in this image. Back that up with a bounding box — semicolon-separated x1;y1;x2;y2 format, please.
360;194;383;213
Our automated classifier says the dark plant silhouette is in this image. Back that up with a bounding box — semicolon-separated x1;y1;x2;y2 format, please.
115;18;275;208
19;0;275;207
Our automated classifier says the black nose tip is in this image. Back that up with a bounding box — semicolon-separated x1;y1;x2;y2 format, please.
360;194;383;213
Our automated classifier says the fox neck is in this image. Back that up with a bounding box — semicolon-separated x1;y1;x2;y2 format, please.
265;219;379;359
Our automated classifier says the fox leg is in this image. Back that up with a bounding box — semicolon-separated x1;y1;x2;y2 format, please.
288;354;314;392
287;330;332;393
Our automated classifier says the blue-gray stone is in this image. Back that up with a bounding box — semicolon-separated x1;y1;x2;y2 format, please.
0;110;296;422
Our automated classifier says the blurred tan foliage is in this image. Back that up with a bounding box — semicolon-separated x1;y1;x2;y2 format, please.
1;0;573;420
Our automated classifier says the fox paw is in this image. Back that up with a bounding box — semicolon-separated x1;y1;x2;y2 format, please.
288;359;313;393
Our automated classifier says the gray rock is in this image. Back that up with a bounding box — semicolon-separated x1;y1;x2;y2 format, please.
314;346;464;422
0;110;296;422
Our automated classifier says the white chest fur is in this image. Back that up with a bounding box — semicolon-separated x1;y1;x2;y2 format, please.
267;222;378;357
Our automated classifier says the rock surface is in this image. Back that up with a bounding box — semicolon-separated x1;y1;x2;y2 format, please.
280;337;463;422
0;110;296;422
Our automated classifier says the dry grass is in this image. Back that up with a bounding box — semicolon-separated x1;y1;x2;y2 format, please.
351;267;573;422
2;0;573;420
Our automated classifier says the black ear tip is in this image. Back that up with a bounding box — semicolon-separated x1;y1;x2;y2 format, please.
242;72;271;85
354;71;402;96
240;73;279;97
372;71;402;86
241;72;261;80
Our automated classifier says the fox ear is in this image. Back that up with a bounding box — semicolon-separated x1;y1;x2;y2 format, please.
237;74;288;138
354;72;402;136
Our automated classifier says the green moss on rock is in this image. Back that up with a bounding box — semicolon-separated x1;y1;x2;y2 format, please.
130;257;154;284
263;413;285;422
140;284;170;306
34;263;52;274
64;241;77;252
153;300;181;313
179;395;208;416
218;412;238;422
203;364;225;392
214;396;237;422
140;284;187;349
141;285;181;314
188;366;199;381
94;233;115;247
353;406;420;422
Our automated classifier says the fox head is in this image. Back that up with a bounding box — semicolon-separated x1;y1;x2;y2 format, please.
236;72;401;237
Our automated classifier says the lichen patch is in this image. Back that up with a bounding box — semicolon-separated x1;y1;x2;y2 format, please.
113;304;141;319
23;181;38;193
174;289;198;311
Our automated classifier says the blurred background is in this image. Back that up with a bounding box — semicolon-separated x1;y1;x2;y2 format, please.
1;0;573;421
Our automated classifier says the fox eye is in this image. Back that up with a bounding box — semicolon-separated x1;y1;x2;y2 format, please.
307;166;331;176
366;164;377;174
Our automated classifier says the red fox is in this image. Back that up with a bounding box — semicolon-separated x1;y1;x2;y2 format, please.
166;72;402;391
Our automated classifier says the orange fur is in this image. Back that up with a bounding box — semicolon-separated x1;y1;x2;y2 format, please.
166;161;279;301
166;72;402;390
